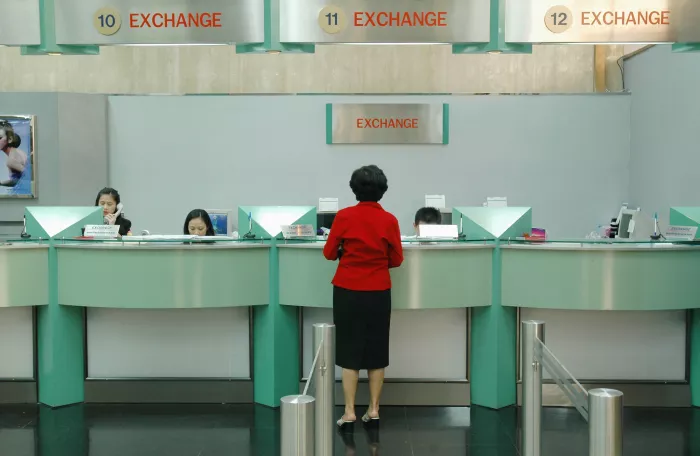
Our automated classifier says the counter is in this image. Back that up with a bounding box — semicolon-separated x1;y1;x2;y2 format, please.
279;240;493;405
56;241;269;403
4;233;699;408
0;244;47;402
279;242;493;309
501;241;700;407
0;244;48;308
56;242;269;309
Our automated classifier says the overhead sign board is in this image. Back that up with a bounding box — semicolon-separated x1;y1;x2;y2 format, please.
327;104;448;145
55;0;264;45
281;0;490;44
506;0;700;43
1;0;40;45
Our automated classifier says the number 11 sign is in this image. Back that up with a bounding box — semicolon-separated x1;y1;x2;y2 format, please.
281;0;491;44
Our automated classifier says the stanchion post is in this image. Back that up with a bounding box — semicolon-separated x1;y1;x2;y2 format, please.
281;395;315;456
588;389;623;456
521;320;545;456
312;323;335;456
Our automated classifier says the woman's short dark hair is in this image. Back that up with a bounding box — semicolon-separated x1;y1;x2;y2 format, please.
95;187;120;206
183;209;215;236
349;165;388;202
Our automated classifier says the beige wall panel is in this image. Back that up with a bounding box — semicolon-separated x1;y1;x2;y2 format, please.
0;44;593;93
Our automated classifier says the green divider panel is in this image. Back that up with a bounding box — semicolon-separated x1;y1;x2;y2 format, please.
670;207;700;230
237;0;314;53
454;206;531;409
26;206;102;407
672;43;700;53
239;206;316;407
453;0;531;54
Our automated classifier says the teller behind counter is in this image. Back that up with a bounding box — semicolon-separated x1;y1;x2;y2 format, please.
184;209;216;236
95;187;132;236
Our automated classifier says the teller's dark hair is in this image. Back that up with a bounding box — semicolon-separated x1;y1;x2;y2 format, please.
95;187;120;207
183;209;215;236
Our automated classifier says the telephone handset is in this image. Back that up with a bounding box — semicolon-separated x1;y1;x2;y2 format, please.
105;203;124;223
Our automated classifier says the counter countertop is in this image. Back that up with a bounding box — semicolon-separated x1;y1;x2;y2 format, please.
0;244;49;250
54;243;269;251
500;242;700;252
277;242;494;251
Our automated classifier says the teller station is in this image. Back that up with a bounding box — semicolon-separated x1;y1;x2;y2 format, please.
1;205;699;409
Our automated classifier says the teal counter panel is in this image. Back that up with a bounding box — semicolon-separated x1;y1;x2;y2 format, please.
0;245;48;307
502;245;700;310
279;244;493;309
57;245;269;308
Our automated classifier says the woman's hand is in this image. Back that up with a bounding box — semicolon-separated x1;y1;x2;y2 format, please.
104;213;117;225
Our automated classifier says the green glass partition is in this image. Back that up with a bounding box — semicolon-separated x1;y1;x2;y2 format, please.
453;207;532;409
238;206;315;407
25;206;103;408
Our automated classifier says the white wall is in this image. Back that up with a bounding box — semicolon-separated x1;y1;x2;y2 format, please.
108;94;630;237
626;45;700;224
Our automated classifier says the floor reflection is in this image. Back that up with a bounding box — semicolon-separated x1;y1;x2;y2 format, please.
0;403;697;456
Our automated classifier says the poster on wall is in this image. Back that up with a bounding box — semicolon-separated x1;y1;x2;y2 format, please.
0;115;36;198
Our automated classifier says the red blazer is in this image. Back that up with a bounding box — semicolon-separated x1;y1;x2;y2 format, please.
323;202;404;291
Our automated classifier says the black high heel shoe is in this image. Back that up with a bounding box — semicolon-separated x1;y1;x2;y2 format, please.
336;416;356;433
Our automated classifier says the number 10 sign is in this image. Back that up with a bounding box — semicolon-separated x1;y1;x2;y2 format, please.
54;0;265;45
94;7;122;36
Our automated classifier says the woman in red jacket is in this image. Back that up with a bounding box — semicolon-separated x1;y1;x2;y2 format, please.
323;165;404;431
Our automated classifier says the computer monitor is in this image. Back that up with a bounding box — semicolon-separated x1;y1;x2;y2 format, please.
205;209;233;236
440;209;452;225
615;206;654;240
317;212;336;230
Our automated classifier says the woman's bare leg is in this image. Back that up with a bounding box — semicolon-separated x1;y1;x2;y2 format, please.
367;368;385;418
342;368;360;421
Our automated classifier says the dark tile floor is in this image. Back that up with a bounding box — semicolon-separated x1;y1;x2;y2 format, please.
0;404;698;456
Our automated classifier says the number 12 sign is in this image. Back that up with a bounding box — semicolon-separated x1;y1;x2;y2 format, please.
506;0;700;44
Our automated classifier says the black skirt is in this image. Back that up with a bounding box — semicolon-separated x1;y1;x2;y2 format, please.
333;286;391;371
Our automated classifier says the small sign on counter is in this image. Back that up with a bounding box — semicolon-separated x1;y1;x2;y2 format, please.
281;224;316;239
327;103;448;145
84;224;120;239
663;225;698;241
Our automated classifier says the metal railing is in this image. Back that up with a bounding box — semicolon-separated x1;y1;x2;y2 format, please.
522;320;623;456
281;323;335;456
